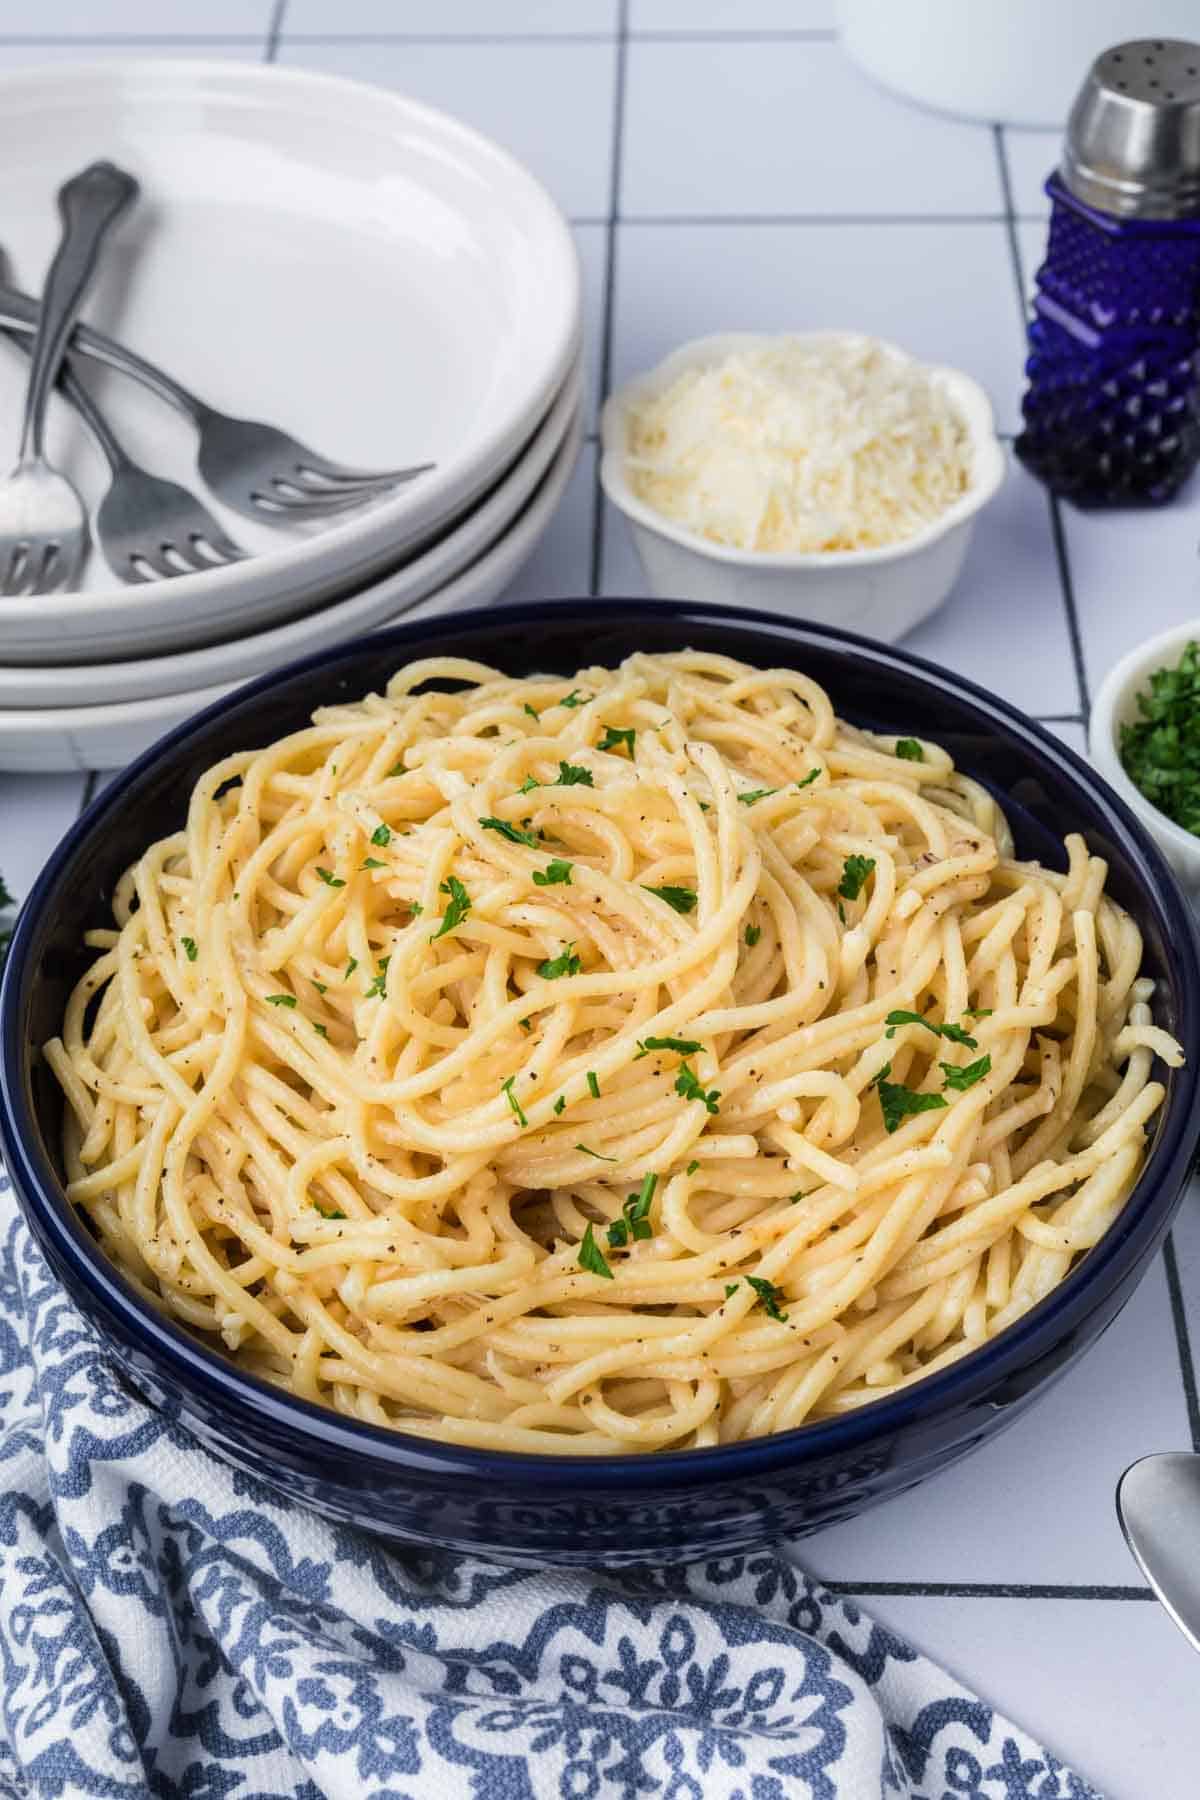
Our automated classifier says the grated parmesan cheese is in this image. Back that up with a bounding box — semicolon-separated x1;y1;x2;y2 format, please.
625;335;974;554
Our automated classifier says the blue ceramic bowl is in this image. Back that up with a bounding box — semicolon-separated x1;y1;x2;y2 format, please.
3;600;1199;1568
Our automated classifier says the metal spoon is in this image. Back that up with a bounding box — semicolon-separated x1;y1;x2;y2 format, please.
1117;1452;1200;1652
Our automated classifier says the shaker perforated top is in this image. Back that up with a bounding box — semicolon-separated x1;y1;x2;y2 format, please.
1062;38;1200;219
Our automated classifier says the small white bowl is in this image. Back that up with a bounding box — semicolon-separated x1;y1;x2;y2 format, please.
600;330;1006;640
1089;619;1200;898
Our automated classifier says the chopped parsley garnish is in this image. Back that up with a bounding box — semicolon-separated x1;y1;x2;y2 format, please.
941;1054;992;1092
587;1071;600;1099
518;774;540;795
558;690;588;709
746;1274;789;1322
1119;639;1200;834
431;874;471;941
745;924;762;947
642;883;698;914
502;1075;528;1128
538;944;582;979
796;768;821;789
838;855;876;902
553;1095;567;1115
316;867;345;888
576;1143;617;1161
884;1009;978;1050
554;760;593;787
675;1063;721;1115
265;993;296;1008
181;936;198;962
598;725;635;755
386;760;405;777
965;1007;993;1019
738;787;778;807
481;816;539;848
313;1200;346;1220
312;980;327;994
724;1281;740;1299
410;902;423;916
370;823;392;846
578;1222;613;1278
312;1022;328;1039
344;957;358;980
895;738;925;762
361;857;386;870
635;1034;703;1059
686;1160;700;1176
532;859;573;887
608;1173;658;1247
366;956;391;999
523;702;540;721
871;1061;948;1134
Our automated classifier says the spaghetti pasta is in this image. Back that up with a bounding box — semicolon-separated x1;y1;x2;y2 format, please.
47;651;1184;1454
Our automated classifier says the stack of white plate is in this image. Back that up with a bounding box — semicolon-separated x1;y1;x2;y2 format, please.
0;61;583;772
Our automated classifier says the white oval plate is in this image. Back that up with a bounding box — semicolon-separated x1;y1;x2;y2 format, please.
0;367;580;707
0;58;580;662
0;411;582;774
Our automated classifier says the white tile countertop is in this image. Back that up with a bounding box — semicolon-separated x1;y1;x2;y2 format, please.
2;7;1200;1795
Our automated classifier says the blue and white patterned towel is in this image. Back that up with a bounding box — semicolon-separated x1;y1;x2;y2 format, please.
0;1173;1100;1800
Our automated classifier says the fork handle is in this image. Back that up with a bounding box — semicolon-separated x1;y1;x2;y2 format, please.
18;161;139;464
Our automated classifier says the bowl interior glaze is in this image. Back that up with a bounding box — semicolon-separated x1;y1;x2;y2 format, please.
3;599;1198;1565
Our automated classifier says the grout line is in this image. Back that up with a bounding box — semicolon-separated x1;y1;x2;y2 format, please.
0;33;269;45
630;27;838;42
619;211;1009;228
819;1579;1156;1601
265;0;288;62
589;0;628;598
1163;1233;1200;1453
277;30;615;47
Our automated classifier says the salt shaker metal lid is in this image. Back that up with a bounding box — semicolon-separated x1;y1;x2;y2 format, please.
1061;38;1200;219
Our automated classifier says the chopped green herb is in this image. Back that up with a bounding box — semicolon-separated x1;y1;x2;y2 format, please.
884;1009;978;1051
532;859;573;887
312;980;327;994
838;855;876;902
635;1034;703;1060
686;1160;700;1176
738;787;778;807
553;1095;567;1115
538;944;582;979
361;857;386;870
312;1022;328;1039
871;1061;948;1134
410;902;423;917
941;1054;992;1092
316;867;345;888
554;760;593;787
558;690;588;709
746;1274;789;1322
796;768;821;790
265;993;296;1008
790;1191;807;1204
313;1200;347;1220
366;956;391;999
578;1222;613;1278
576;1142;617;1161
431;874;471;941
607;1218;629;1249
481;816;539;848
386;760;405;778
1119;639;1200;835
675;1063;721;1115
964;1007;993;1019
698;801;712;813
181;936;198;962
502;1074;528;1127
642;884;698;915
628;1171;657;1222
518;774;540;795
370;823;392;847
598;725;635;755
724;1281;740;1299
745;924;762;947
523;702;540;721
895;739;925;762
344;957;358;980
519;1017;532;1033
837;901;846;925
587;1071;600;1099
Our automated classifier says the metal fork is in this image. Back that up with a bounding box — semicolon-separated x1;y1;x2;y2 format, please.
0;282;433;525
0;161;138;597
2;334;247;582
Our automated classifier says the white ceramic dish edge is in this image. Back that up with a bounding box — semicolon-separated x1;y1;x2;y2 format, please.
1089;618;1200;898
599;330;1006;641
0;367;581;708
0;410;583;774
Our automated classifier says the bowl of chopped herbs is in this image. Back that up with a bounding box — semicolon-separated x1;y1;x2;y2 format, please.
1091;622;1200;897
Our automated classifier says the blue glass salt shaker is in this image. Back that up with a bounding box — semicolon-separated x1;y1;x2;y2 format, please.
1016;39;1200;507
